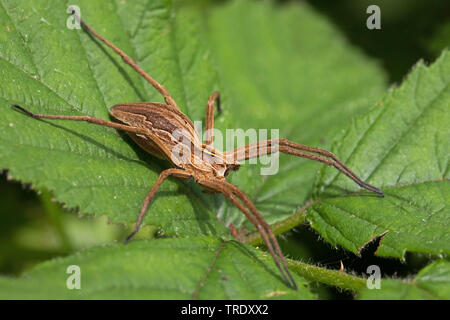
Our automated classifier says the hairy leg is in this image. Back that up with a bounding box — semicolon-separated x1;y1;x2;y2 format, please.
197;177;297;289
204;92;221;146
12;104;157;137
125;168;193;242
225;138;384;196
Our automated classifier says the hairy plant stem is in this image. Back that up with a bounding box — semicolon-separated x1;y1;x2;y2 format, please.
242;201;367;292
242;202;312;246
286;258;367;292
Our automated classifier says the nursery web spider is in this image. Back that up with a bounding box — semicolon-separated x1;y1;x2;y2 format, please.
12;12;383;290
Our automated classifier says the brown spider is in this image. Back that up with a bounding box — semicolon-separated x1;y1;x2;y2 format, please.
12;12;383;290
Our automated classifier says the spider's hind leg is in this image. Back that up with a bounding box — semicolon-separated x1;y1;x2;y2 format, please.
196;177;298;290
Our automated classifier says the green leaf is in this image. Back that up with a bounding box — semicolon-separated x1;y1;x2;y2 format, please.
428;20;450;57
307;50;450;258
358;260;450;299
0;237;315;299
0;0;387;236
0;0;227;237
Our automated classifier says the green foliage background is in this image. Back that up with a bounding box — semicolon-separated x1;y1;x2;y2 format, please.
0;0;448;299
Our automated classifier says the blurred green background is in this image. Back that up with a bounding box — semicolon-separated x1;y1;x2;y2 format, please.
0;0;448;299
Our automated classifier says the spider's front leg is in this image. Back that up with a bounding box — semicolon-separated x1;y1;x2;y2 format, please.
225;138;384;196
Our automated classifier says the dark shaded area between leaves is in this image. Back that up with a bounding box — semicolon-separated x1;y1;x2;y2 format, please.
301;0;450;83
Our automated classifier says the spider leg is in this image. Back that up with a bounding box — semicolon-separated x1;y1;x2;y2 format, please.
225;182;298;290
228;223;241;241
225;138;384;196
204;92;221;146
12;104;156;137
71;11;178;109
125;168;193;243
197;178;298;290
